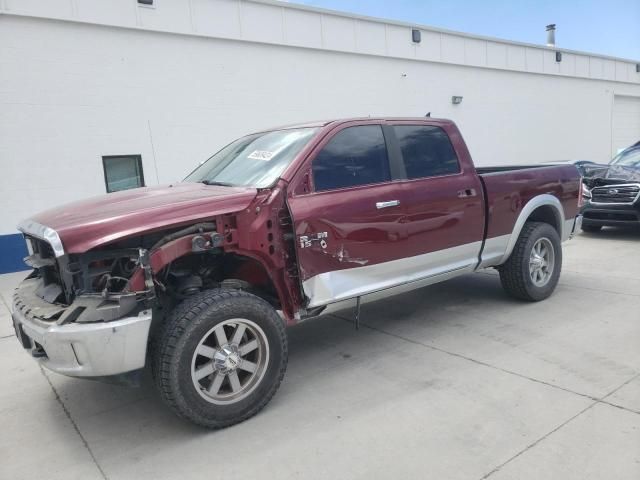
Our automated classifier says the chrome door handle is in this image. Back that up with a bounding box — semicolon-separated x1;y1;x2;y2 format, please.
376;200;400;209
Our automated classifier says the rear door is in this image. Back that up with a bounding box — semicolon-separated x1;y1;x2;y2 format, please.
286;123;407;308
390;123;485;276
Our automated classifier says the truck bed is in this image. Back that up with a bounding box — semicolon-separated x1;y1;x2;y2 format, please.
477;163;581;268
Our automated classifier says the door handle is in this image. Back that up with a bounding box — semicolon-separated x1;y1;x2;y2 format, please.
376;200;400;209
457;189;477;198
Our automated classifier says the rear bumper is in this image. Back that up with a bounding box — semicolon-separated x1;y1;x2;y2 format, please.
581;203;640;227
12;288;152;377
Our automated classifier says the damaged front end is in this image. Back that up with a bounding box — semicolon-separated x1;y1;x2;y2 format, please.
62;247;155;322
582;164;640;188
12;227;155;379
580;165;640;228
18;237;155;323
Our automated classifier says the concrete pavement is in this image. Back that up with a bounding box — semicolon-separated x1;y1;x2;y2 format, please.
1;229;639;480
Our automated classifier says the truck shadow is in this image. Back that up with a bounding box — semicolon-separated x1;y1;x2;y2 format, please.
578;226;640;240
45;271;511;441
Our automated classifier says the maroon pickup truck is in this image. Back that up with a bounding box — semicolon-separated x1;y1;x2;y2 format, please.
13;118;582;428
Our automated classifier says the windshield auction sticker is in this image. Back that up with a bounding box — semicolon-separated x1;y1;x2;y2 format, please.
247;150;275;161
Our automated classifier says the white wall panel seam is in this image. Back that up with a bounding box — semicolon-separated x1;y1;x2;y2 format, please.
0;10;637;84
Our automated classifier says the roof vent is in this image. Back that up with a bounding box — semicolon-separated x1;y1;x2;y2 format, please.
546;24;556;47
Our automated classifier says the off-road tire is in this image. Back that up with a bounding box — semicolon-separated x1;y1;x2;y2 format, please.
498;222;562;302
581;223;602;233
153;289;288;428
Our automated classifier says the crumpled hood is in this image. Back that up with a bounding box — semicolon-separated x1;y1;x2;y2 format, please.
29;183;258;254
582;163;640;187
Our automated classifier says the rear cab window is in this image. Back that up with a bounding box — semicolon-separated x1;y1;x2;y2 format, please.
312;125;391;192
393;125;461;179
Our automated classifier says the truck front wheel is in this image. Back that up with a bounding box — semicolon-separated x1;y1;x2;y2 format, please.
153;289;288;428
498;221;562;302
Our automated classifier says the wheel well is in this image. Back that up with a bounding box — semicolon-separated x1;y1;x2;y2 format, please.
224;254;277;302
156;252;280;309
527;205;561;234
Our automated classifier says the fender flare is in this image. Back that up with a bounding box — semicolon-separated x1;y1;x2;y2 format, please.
499;194;565;264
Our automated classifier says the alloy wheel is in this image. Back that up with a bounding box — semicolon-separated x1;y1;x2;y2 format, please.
191;318;269;405
529;237;555;287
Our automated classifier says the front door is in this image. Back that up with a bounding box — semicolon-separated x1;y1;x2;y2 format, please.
287;123;407;308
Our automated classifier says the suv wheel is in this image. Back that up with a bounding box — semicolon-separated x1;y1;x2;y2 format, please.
153;289;288;428
498;222;562;301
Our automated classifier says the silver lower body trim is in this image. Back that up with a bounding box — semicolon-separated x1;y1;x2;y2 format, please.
314;263;474;317
478;234;511;269
485;217;578;268
303;241;481;308
562;217;577;242
570;215;582;238
302;214;580;314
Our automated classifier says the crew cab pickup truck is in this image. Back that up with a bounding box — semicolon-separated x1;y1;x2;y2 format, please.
12;118;582;428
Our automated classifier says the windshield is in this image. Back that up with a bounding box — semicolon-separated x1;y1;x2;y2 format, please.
610;147;640;168
185;127;319;188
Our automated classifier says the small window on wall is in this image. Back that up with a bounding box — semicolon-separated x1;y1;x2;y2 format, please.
102;155;145;193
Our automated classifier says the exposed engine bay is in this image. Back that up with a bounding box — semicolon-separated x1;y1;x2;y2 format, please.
21;221;281;326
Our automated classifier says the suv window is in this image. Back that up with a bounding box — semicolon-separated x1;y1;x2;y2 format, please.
313;125;390;192
611;146;640;167
394;125;460;179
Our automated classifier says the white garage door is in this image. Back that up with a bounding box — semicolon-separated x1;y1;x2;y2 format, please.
612;95;640;156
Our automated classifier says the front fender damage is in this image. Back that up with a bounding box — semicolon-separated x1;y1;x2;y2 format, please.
125;188;302;324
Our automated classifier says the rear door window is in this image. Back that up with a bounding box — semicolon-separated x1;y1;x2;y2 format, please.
312;125;390;192
394;125;460;179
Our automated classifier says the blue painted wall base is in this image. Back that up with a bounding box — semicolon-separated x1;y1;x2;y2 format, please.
0;233;30;273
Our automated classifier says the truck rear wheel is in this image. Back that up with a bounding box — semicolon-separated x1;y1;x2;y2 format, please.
498;221;562;302
153;289;288;428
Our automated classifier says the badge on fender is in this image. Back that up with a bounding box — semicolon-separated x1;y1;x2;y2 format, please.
299;232;328;249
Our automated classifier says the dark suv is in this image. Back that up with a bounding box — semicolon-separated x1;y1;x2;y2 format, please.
581;142;640;232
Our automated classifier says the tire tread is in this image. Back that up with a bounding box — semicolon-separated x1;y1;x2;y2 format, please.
152;289;288;429
498;221;561;302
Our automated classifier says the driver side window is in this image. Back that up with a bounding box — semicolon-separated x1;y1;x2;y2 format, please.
312;125;390;192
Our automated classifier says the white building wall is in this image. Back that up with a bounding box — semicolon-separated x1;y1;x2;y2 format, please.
1;0;640;251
